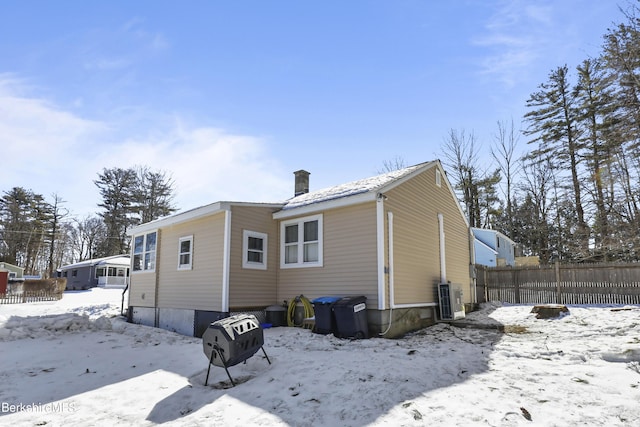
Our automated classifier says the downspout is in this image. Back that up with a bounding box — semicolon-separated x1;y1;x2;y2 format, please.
376;194;386;310
376;191;396;336
387;211;395;309
379;211;394;337
469;227;477;304
154;229;161;327
438;213;446;283
222;208;232;313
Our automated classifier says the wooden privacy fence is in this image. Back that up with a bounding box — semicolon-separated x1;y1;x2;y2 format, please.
476;262;640;305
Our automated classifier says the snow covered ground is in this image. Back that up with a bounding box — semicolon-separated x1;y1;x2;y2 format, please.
0;289;639;426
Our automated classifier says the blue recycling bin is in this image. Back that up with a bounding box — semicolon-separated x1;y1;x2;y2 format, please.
333;296;368;339
312;296;341;334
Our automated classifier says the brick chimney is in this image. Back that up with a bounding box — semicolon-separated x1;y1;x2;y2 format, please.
294;170;310;196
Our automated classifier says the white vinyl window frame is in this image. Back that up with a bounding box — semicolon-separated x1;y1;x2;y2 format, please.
177;235;194;270
280;214;323;269
132;230;157;273
436;168;442;187
242;230;268;270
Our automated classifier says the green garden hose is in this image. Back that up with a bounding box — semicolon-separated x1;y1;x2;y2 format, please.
287;295;314;327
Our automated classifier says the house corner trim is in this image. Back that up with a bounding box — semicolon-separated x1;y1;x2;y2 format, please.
222;208;232;312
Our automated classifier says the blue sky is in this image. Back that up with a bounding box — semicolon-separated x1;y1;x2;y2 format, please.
0;1;625;218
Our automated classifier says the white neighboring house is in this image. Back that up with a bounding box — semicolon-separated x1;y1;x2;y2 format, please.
472;228;516;267
58;255;130;290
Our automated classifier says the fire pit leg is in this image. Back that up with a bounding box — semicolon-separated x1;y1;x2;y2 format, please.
215;345;236;387
205;346;236;387
204;348;216;386
261;346;272;365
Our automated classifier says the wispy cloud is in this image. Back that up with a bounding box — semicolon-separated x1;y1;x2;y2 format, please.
0;74;104;159
121;17;170;53
79;18;170;76
472;1;555;87
0;76;289;218
83;58;131;70
109;121;291;208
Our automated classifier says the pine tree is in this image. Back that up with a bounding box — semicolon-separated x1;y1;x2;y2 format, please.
133;166;176;224
94;167;138;256
574;58;618;260
524;65;589;259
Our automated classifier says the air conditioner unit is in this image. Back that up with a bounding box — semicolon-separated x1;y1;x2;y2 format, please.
438;282;465;320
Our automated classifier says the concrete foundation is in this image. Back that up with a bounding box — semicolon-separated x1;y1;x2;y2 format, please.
130;306;157;328
158;308;196;336
367;306;437;339
130;305;450;340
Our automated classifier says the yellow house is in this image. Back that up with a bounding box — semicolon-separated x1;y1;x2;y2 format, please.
127;160;474;338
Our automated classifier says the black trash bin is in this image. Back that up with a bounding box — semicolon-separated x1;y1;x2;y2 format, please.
333;296;369;339
312;296;341;334
265;305;287;327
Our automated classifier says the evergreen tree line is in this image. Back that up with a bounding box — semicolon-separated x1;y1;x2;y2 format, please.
0;166;175;277
442;3;640;264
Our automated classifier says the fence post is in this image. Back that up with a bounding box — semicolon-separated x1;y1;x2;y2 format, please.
483;267;488;303
555;261;561;304
513;268;520;304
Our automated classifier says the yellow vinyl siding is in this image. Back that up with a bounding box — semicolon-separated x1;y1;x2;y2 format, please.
277;202;378;303
228;205;279;308
157;213;226;311
386;166;471;305
128;272;157;307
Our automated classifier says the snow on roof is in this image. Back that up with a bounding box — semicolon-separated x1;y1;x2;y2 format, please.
59;255;130;270
282;162;432;210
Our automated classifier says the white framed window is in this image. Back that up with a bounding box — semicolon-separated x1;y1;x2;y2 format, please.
280;214;323;268
436;169;442;187
242;230;267;270
133;230;157;272
178;235;193;270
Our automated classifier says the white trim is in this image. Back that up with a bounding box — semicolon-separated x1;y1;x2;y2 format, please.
376;161;437;193
376;197;386;310
274;192;375;219
221;209;232;312
436;169;442;187
177;235;194;270
434;161;470;229
129;201;284;235
280;214;323;269
242;230;268;270
438;213;446;283
388;211;395;310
